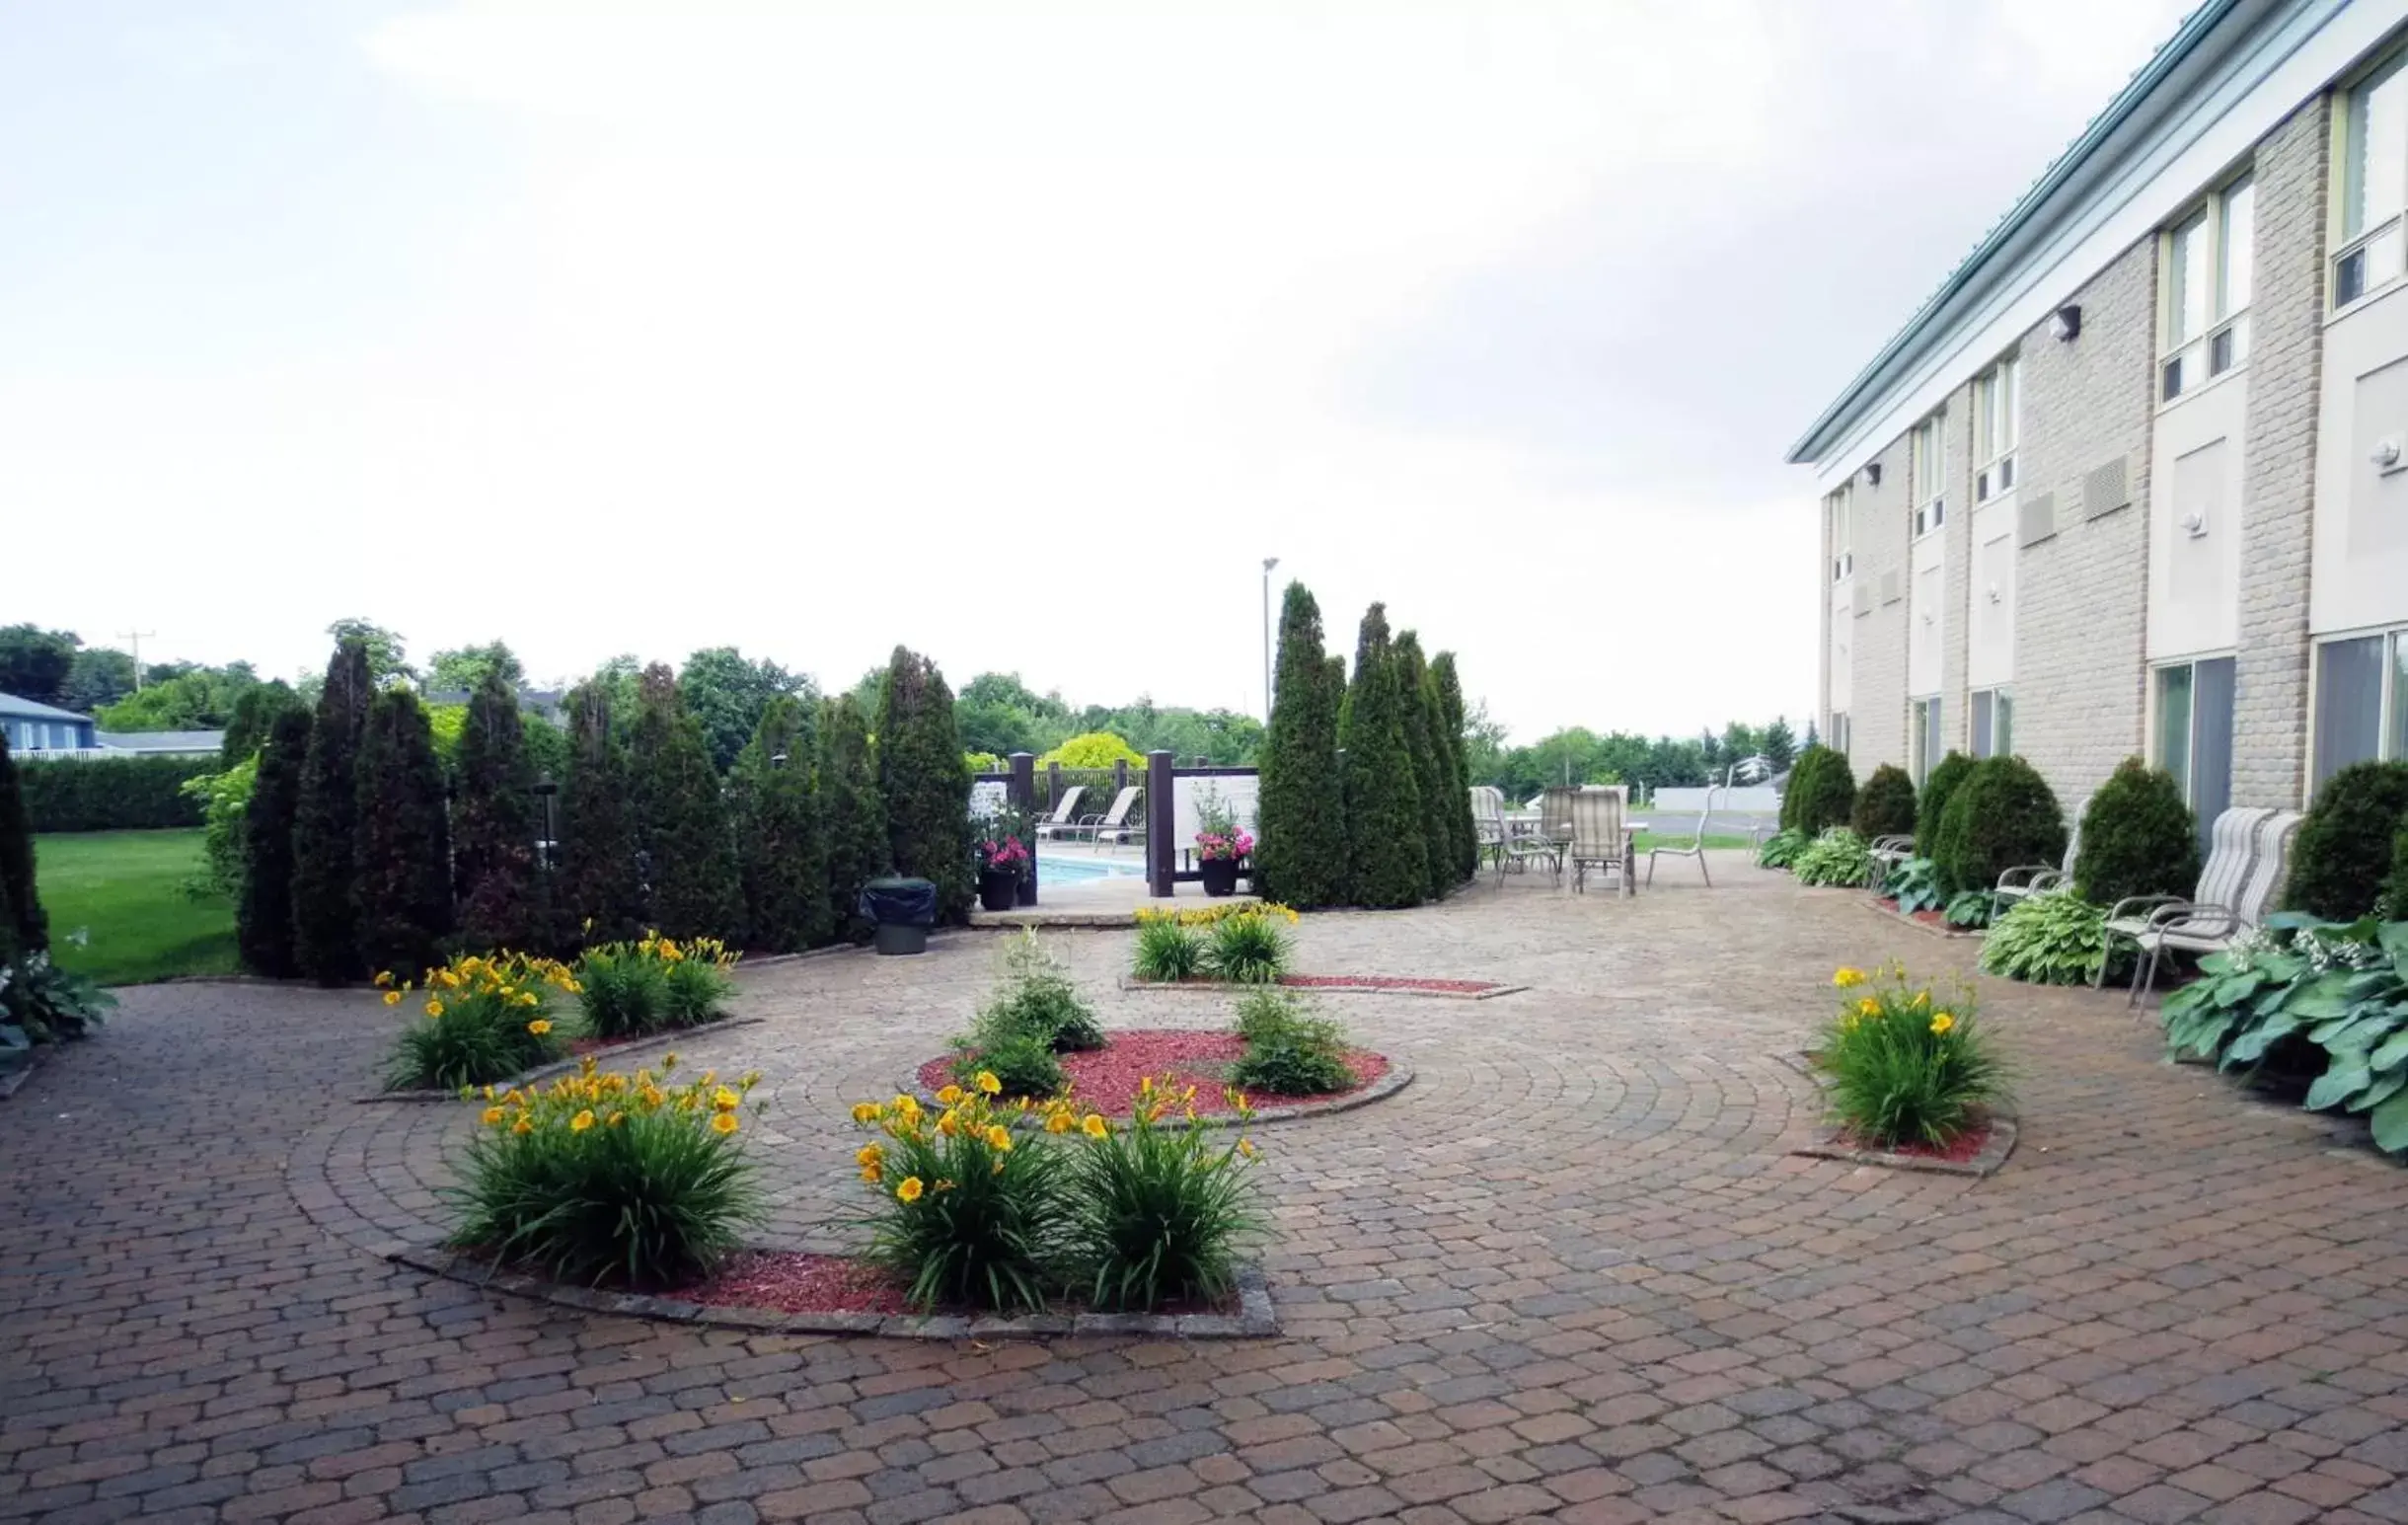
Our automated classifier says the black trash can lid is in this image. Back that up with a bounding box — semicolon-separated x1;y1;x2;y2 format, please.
859;877;939;926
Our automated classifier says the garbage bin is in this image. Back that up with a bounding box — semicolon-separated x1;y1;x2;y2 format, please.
860;877;939;954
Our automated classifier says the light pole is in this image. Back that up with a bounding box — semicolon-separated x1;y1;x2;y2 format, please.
1260;557;1280;722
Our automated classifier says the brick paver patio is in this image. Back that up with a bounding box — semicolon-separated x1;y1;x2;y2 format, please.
8;854;2408;1525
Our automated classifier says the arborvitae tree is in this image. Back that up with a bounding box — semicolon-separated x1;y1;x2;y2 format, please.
819;694;888;936
1338;605;1426;909
2284;760;2408;919
1932;755;2065;897
2073;757;2200;908
1253;582;1348;909
291;639;373;984
1915;752;1977;858
559;682;646;946
0;735;43;954
1429;652;1478;884
219;681;301;767
1761;717;1798;774
876;647;975;923
1392;633;1452;900
1780;744;1855;835
733;695;831;952
629;664;743;941
354;689;454;977
1850;764;1919;840
237;710;312;976
452;668;542;952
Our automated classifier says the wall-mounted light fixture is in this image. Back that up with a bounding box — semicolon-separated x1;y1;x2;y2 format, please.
2373;437;2403;474
2179;508;2210;539
2052;304;2082;342
1864;462;1882;488
1986;582;2001;604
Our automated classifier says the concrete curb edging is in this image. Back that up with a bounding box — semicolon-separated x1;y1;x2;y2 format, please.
360;1018;767;1104
890;1050;1415;1129
1855;896;1984;941
387;1249;1279;1338
1116;976;1527;1001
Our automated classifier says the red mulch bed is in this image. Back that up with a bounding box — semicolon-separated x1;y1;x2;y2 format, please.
1872;897;1949;930
1831;1119;1992;1164
686;1253;910;1316
1277;974;1500;994
915;1029;1388;1116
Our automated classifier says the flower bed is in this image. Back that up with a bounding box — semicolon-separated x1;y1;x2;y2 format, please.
915;1028;1389;1117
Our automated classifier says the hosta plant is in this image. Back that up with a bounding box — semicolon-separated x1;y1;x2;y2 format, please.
1792;829;1874;888
1882;857;1945;915
448;1055;763;1289
1819;963;2004;1148
2159;924;2323;1074
1060;1076;1264;1312
0;950;114;1046
383;952;578;1091
1979;890;2109;986
1757;828;1807;870
1942;890;1997;930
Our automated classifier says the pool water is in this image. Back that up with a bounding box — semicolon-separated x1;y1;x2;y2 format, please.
1038;856;1144;883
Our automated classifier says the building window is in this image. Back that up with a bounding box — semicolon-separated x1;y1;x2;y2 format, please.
1910;698;1941;787
1971;688;2014;759
2311;628;2408;790
2338;52;2408;309
1973;358;2018;502
1827;486;1853;582
2154;657;2234;843
1911;414;1946;537
1828;712;1850;758
2160;172;2253;400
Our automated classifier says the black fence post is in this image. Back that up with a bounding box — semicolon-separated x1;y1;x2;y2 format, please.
1146;751;1175;898
1009;752;1036;906
1113;757;1129;799
1046;761;1062;817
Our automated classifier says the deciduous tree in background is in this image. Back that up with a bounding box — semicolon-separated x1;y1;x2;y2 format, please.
629;664;743;941
452;669;543;952
1338;605;1425;910
291;639;373;984
681;647;810;774
354;689;454;976
559;683;646;946
877;647;973;923
734;695;831;952
237;710;312;977
1253;582;1347;909
819;695;887;937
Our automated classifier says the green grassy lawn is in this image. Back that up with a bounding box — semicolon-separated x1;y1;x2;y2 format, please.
33;830;239;986
1629;831;1756;853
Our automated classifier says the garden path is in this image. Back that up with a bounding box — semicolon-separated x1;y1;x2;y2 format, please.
8;855;2408;1525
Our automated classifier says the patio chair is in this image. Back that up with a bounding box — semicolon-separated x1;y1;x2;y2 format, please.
2098;807;2292;1006
1084;787;1146;850
1995;796;2089;906
1030;786;1088;842
1865;834;1916;890
1506;786;1576;879
1645;799;1714;887
1567;786;1630;896
1469;787;1510;880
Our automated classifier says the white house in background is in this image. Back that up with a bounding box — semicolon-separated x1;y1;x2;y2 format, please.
0;692;99;753
1789;0;2408;825
98;730;225;757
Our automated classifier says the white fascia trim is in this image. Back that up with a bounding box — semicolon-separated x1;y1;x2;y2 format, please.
1810;0;2394;496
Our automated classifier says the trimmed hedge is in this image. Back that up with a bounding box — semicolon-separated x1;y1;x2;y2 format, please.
2072;757;2199;908
18;754;214;832
2284;760;2408;920
1850;764;1917;840
1914;752;1975;859
1780;746;1855;836
2388;814;2408;919
1932;756;2065;897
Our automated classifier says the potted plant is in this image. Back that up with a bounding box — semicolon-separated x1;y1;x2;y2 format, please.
1193;787;1252;897
977;834;1030;912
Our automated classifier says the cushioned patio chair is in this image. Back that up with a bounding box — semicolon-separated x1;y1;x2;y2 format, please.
1470;787;1510;881
2099;807;2296;1006
1568;786;1630;896
1506;786;1576;880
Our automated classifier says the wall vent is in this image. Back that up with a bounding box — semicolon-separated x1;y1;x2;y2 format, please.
1878;569;1903;605
2082;455;2131;519
2018;492;2057;547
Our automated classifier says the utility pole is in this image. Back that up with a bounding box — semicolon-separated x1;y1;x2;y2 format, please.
118;631;156;690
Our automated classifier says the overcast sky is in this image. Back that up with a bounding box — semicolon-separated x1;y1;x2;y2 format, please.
1;0;2193;741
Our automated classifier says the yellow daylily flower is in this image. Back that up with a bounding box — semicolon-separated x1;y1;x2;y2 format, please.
852;1101;883;1124
1833;967;1865;988
711;1111;739;1135
975;1071;1002;1096
383;990;402;1006
985;1125;1013;1152
481;1106;505;1126
527;1020;553;1035
936;1085;964;1106
570;1109;596;1132
1929;1012;1956;1035
897;1177;925;1203
1082;1114;1108;1139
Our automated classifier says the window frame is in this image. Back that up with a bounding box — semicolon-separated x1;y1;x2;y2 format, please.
1827;485;1853;583
2149;654;2237;809
2157;169;2254;402
1910;696;1941;787
2307;626;2408;789
2334;48;2408;313
1970;686;2014;759
1972;357;2019;503
1828;711;1850;759
1911;413;1947;539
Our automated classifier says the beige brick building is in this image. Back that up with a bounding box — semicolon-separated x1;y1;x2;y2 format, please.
1792;0;2408;825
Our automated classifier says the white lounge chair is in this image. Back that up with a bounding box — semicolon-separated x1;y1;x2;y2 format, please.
1647;800;1715;888
1031;786;1087;842
2101;807;2297;1007
1568;787;1630;896
1995;796;2088;906
1084;787;1146;850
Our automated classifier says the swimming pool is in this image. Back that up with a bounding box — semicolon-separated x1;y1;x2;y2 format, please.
1037;856;1144;883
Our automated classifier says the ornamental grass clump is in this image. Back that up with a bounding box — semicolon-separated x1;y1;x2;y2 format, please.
1230;988;1355;1096
1819;963;2003;1148
1061;1076;1264;1312
574;932;739;1039
381;951;580;1092
448;1054;763;1289
1131;910;1207;981
1204;903;1297;984
851;1077;1069;1313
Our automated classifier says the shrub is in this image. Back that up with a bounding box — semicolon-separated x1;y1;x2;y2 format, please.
382;951;578;1091
1756;828;1807;870
2073;758;2201;908
1942;890;1996;930
1792;829;1873;887
1230;989;1355;1096
853;1081;1067;1312
1255;583;1349;909
219;681;302;768
1881;856;1944;915
452;669;544;953
2285;761;2408;920
1131;911;1207;982
15;753;214;833
1783;746;1855;835
959;1029;1065;1099
559;683;647;948
448;1057;763;1289
1338;605;1426;909
1392;632;1454;900
1819;963;2002;1147
575;935;738;1039
1979;890;2108;985
878;648;976;925
630;665;743;942
1205;904;1294;984
1060;1079;1263;1311
1038;732;1146;770
355;690;454;979
291;639;374;984
180;756;257;901
1914;752;1976;858
0;736;44;953
238;710;313;977
1931;756;2064;898
733;696;831;953
819;695;888;938
973;932;1103;1053
1;949;114;1045
2389;816;2408;919
1851;764;1918;841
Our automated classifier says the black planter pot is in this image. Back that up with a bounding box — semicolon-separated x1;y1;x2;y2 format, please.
1199;857;1242;897
978;869;1020;912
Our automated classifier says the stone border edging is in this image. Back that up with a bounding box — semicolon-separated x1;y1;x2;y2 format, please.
892;1052;1414;1129
1855;896;1982;941
359;1018;767;1104
386;1249;1279;1338
1774;1049;2018;1177
1116;976;1526;1001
